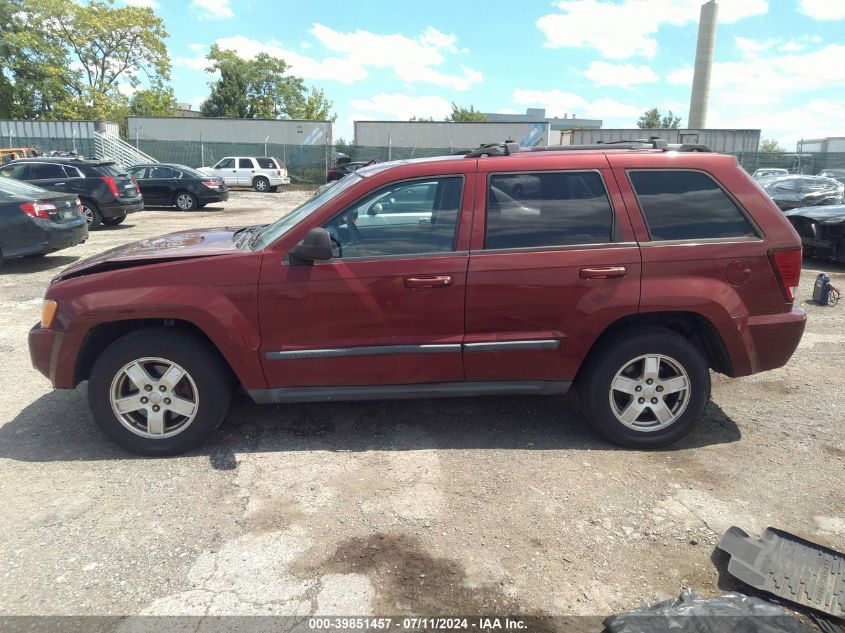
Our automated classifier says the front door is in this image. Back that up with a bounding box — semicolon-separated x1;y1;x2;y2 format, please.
257;174;472;388
213;158;237;185
464;163;641;382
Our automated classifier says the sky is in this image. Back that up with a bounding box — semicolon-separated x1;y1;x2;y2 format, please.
123;0;845;147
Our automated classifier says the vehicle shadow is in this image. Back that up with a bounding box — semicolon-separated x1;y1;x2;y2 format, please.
0;254;79;273
97;223;134;231
143;205;227;212
0;385;741;464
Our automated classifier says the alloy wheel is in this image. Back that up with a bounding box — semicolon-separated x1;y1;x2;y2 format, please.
608;354;691;432
176;194;194;210
109;357;199;439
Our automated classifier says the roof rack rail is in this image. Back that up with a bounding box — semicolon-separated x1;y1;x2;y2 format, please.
463;138;712;158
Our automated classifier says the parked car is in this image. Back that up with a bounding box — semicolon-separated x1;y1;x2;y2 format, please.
785;204;845;263
0;176;87;268
0;158;143;230
29;141;806;455
758;175;845;211
198;156;289;192
751;168;788;179
819;168;845;185
126;163;228;211
327;159;377;182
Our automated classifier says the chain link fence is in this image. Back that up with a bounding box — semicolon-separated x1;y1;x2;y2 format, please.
6;131;845;184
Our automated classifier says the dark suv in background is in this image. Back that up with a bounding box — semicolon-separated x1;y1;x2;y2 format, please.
0;158;143;230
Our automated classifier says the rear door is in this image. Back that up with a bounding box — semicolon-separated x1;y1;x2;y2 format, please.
463;155;641;383
236;158;256;186
27;162;71;192
142;165;179;204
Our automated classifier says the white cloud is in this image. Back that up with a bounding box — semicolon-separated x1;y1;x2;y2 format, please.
667;44;845;106
190;0;233;19
210;25;482;90
734;36;776;55
187;43;206;53
348;93;452;120
122;0;158;7
512;88;642;121
537;0;768;59
583;61;658;87
799;0;845;20
117;83;140;97
172;53;209;71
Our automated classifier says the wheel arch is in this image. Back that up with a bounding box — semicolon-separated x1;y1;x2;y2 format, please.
575;311;733;383
74;318;237;387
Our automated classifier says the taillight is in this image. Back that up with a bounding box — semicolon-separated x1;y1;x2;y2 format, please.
20;201;58;219
99;176;120;197
130;175;141;194
201;180;220;188
769;248;802;303
276;169;280;176
75;197;83;214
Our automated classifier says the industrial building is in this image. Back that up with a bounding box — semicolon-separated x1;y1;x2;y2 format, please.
563;128;760;154
126;116;331;147
483;108;602;131
354;120;552;149
797;137;845;154
0;119;118;157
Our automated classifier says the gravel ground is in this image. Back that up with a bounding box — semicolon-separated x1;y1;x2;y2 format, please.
0;190;843;622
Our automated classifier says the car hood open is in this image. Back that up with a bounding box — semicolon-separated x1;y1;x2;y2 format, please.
785;205;845;222
54;227;242;281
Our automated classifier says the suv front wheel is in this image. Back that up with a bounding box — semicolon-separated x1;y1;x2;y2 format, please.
580;328;710;448
88;328;232;455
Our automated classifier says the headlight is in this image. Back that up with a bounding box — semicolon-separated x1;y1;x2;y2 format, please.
41;300;58;328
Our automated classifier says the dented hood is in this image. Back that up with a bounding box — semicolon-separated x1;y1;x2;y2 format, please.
55;227;243;280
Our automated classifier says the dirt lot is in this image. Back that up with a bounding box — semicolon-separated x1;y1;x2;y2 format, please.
0;190;843;622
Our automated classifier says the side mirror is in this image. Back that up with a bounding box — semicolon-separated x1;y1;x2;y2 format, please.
289;227;332;262
368;202;383;216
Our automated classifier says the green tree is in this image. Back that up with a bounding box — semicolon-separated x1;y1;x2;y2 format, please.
200;45;334;121
0;0;171;121
445;103;487;122
129;84;177;117
637;108;682;129
759;138;784;154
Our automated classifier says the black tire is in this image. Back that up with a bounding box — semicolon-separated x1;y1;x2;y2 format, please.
88;328;233;456
80;199;102;230
174;191;198;211
253;176;270;192
102;213;126;226
578;327;710;448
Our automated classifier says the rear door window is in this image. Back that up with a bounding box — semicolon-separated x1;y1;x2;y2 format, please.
238;158;254;169
484;171;614;249
0;163;30;180
629;170;757;241
29;163;66;179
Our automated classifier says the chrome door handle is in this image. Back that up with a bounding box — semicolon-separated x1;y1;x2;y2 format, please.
404;275;453;288
580;266;627;279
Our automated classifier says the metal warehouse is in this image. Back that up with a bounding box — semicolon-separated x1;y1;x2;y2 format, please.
354;120;553;150
126;116;332;147
563;128;761;154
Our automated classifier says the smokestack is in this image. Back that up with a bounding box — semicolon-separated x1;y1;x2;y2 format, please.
688;0;718;129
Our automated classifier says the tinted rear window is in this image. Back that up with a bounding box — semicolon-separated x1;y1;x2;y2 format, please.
485;171;614;249
629;170;757;241
256;157;279;169
90;164;124;177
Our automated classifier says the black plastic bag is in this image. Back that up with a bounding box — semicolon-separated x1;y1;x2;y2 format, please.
603;588;813;633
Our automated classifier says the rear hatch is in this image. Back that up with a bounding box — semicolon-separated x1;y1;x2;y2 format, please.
92;163;141;199
256;156;287;179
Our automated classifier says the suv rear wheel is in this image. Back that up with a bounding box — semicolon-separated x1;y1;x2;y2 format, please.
253;176;270;192
579;328;710;448
88;328;232;455
80;199;102;230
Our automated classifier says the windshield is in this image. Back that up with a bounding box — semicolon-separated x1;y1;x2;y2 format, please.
249;173;363;250
0;175;49;198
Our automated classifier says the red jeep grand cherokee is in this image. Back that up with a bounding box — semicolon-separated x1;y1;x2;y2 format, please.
28;141;806;455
